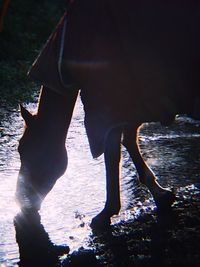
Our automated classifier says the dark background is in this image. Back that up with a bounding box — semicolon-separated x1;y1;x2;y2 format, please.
0;0;66;106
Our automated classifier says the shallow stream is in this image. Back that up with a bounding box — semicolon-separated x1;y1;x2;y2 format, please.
0;97;200;266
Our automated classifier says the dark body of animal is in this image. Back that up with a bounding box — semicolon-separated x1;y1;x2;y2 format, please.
16;0;200;228
0;0;10;32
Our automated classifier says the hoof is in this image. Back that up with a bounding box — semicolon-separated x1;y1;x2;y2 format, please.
154;189;176;211
90;211;111;231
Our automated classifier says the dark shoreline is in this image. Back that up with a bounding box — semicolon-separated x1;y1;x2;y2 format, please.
65;186;200;267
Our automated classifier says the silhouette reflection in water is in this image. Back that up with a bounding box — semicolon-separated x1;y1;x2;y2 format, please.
14;211;69;267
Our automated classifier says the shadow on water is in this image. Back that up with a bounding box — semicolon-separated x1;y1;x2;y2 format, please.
14;211;69;267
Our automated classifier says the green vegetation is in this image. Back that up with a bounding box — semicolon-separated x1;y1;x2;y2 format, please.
0;0;66;106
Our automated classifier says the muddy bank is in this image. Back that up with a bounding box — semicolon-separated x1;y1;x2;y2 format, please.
63;185;200;267
89;188;199;267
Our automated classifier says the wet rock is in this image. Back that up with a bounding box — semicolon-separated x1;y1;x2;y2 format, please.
62;247;99;267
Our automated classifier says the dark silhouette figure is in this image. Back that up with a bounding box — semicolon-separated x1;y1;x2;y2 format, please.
16;1;200;229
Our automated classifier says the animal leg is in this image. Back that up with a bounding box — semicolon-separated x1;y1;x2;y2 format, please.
123;126;175;210
91;127;122;229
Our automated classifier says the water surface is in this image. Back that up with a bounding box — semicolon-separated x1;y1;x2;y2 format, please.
0;97;200;266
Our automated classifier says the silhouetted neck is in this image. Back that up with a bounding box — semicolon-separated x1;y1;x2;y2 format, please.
36;86;78;138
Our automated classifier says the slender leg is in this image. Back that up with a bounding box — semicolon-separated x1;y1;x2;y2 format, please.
123;125;175;210
104;127;122;215
91;127;122;229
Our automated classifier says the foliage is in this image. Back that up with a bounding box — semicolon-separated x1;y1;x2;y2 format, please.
0;0;66;106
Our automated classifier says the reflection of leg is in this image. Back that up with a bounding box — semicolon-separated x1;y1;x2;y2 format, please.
14;211;69;267
91;127;122;229
123;126;175;210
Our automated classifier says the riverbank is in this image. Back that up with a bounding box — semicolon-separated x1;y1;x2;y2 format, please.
63;184;200;267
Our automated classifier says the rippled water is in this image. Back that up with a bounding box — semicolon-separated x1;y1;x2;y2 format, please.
0;97;200;266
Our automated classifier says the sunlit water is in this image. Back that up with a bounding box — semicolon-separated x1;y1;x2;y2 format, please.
0;97;200;266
